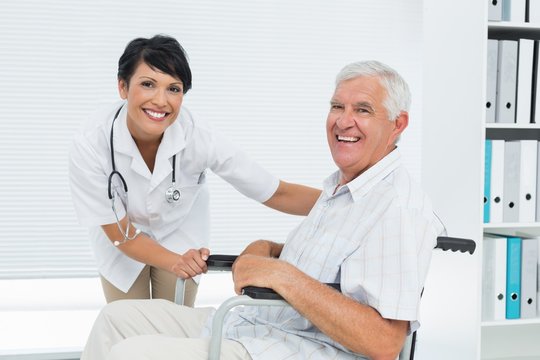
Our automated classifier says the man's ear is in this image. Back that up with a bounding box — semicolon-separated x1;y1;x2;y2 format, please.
390;111;409;144
118;79;128;99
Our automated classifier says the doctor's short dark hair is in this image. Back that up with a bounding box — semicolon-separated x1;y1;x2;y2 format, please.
117;34;192;94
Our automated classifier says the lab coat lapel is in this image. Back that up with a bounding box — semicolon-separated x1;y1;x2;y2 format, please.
150;120;186;192
113;107;152;180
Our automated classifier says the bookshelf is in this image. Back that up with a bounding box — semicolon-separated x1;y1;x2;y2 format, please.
421;1;540;359
478;16;540;360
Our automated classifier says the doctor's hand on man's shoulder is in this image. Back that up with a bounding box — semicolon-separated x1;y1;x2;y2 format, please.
170;247;210;278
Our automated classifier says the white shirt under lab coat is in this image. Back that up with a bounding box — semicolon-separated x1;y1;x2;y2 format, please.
69;102;279;292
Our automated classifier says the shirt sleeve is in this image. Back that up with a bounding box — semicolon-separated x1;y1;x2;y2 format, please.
68;132;126;227
205;126;279;203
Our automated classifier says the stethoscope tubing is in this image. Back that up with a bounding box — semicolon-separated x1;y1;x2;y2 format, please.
108;105;180;203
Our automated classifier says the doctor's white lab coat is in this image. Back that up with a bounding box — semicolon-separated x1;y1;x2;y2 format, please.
69;102;279;292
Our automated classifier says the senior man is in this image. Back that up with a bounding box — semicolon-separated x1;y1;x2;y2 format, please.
82;60;444;360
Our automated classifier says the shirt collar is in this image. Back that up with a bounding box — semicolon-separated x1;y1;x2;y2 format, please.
323;148;402;201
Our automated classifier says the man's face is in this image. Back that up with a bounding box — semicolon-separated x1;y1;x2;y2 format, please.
326;76;406;185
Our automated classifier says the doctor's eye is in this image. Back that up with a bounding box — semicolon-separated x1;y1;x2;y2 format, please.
141;81;154;88
168;86;182;94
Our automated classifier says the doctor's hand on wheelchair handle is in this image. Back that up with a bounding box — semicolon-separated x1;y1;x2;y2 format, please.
170;247;210;279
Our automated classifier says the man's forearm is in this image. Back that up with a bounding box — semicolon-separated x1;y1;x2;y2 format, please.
232;254;407;358
272;263;408;359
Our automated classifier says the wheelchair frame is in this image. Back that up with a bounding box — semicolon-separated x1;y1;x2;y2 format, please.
175;236;475;360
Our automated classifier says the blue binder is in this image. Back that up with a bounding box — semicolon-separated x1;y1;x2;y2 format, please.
484;140;492;223
506;236;522;319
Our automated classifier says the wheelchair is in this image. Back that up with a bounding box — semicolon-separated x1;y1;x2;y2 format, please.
175;236;476;360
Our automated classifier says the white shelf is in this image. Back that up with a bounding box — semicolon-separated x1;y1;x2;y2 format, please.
482;318;540;327
483;223;540;237
486;123;540;129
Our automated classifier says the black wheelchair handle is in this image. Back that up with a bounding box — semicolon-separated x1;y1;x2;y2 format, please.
207;236;476;269
435;236;476;255
206;254;237;271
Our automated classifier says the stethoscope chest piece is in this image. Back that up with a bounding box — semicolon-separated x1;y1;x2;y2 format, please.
165;184;181;203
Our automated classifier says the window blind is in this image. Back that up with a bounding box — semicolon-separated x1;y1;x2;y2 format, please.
0;0;422;278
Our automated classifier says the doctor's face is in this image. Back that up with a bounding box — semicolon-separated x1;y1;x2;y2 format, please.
326;76;407;185
118;61;184;142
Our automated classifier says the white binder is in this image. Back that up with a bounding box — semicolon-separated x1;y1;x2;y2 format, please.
490;140;505;223
535;41;540;124
519;140;538;222
521;238;538;318
497;40;518;124
502;0;526;22
516;39;534;125
487;39;499;123
537;142;540;221
538;238;540;316
482;235;507;321
530;1;540;23
488;0;502;21
504;140;521;222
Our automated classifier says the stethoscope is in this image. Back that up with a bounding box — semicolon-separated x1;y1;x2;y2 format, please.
106;105;180;245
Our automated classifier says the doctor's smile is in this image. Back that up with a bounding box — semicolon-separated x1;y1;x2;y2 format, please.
144;109;168;121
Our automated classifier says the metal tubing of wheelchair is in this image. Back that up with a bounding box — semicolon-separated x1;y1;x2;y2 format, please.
209;295;287;360
174;278;185;305
398;331;414;360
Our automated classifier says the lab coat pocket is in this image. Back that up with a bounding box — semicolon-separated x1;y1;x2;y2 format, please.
151;182;208;237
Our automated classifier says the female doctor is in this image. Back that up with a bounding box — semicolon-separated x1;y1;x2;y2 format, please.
69;35;321;306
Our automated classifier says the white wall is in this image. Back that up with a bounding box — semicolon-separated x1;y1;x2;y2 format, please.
420;0;485;359
0;0;439;356
0;0;424;277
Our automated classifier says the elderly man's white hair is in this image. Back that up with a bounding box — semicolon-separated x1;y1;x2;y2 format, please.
335;60;411;122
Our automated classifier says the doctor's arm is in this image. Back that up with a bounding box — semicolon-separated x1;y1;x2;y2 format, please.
101;217;209;279
263;180;321;216
232;255;408;360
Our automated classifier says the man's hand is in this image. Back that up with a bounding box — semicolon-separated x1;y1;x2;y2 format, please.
170;247;210;279
232;254;292;295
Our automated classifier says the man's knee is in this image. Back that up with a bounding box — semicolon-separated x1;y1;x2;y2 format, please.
95;299;152;330
108;337;143;359
99;299;134;321
107;335;207;360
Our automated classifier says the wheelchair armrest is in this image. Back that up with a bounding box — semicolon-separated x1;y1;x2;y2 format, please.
206;254;342;300
242;283;341;300
435;236;476;254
